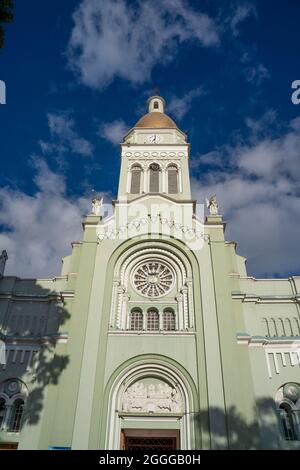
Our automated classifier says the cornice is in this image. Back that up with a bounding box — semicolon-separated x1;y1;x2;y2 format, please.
232;292;300;304
108;331;195;337
2;333;69;345
0;290;74;302
236;333;300;347
112;194;196;206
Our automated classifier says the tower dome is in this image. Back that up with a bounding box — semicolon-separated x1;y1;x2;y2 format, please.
134;96;177;129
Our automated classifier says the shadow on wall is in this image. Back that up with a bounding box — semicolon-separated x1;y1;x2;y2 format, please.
0;278;71;430
194;398;285;450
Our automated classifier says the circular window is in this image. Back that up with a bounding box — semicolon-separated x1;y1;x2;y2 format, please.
133;261;174;297
4;380;21;397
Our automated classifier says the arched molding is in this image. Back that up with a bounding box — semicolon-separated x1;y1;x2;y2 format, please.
130;162;143;170
92;238;206;449
110;241;195;330
147;161;162;170
275;385;300;410
104;356;197;450
128;163;143;195
275;384;300;441
0;378;28;405
0;379;28;432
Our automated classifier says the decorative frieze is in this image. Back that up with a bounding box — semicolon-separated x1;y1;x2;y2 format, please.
265;348;300;378
122;380;182;413
123;151;186;159
237;334;300;378
97;214;208;242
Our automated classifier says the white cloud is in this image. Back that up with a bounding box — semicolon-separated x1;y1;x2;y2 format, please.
245;109;277;135
67;0;219;89
99;119;129;145
0;159;93;278
191;150;224;168
246;63;270;85
230;3;256;36
240;49;270;87
42;112;94;157
167;87;205;119
192;115;300;277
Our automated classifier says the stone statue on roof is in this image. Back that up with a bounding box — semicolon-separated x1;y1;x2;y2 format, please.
206;195;219;215
91;196;103;216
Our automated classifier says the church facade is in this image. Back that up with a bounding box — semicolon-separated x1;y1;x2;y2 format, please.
0;96;300;450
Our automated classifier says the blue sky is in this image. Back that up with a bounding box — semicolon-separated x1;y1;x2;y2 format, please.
0;0;299;278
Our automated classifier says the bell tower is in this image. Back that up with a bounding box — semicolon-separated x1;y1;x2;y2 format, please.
117;96;192;201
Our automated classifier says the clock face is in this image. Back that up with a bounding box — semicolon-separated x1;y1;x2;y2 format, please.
148;134;161;144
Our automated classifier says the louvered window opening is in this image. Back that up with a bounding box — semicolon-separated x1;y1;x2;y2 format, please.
131;166;142;194
149;164;160;193
168;167;178;194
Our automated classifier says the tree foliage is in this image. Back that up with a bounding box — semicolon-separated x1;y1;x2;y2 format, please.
0;0;14;49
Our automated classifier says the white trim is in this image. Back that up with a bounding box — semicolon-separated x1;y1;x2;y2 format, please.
162;168;167;193
237;335;300;347
232;292;299;304
108;331;194;337
179;168;183;193
126;169;131;193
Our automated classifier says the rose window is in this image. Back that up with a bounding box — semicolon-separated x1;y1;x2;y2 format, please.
133;261;174;297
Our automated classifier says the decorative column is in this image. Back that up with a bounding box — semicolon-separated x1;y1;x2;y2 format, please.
144;167;149;193
162;165;167;193
2;404;13;432
159;310;163;330
181;285;189;329
126;168;131;193
143;311;147;330
178;167;183;193
109;279;120;328
115;285;124;329
186;278;194;328
176;293;184;330
117;286;128;330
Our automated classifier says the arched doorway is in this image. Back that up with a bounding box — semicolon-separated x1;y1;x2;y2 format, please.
105;361;195;450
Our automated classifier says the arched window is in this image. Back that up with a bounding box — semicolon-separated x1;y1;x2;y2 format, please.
9;399;24;432
149;164;160;193
130;309;143;331
130;165;142;194
167;165;178;194
163;309;176;331
147;309;159;330
0;398;6;429
153;101;159;109
279;403;297;440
